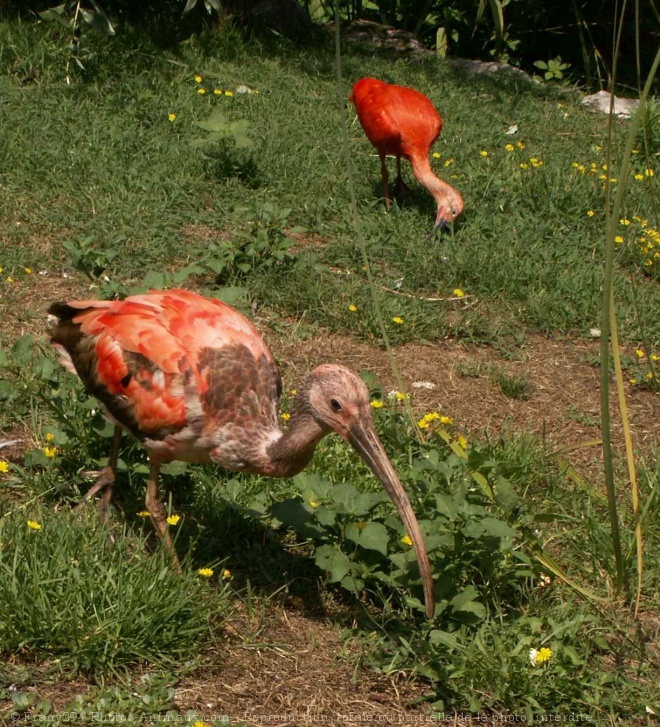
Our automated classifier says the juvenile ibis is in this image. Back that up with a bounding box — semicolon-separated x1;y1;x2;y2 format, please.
48;288;435;617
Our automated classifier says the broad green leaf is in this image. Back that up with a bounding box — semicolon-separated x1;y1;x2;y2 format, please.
270;499;311;529
450;585;479;609
345;521;389;555
340;574;363;594
160;461;188;476
11;335;34;365
453;600;486;619
464;517;518;539
429;629;460;649
315;544;352;583
209;287;248;305
142;270;166;289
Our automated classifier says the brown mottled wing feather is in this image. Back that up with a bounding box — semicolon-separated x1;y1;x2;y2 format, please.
48;290;282;445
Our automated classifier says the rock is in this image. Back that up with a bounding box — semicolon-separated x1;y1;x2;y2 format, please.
582;90;639;119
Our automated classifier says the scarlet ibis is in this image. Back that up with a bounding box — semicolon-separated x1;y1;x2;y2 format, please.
48;288;435;617
350;77;464;228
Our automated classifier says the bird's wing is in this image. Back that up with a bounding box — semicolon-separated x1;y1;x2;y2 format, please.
49;289;279;441
353;79;442;157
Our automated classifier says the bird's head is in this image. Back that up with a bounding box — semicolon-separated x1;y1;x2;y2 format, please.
296;364;435;618
300;364;371;439
434;186;465;229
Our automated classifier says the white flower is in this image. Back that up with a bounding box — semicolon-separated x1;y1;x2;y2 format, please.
528;648;539;665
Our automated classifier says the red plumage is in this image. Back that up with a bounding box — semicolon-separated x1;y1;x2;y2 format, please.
350;77;464;227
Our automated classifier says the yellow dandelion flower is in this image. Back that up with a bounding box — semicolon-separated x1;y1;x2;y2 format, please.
43;446;57;458
651;354;659;362
614;236;624;244
647;372;655;380
571;162;579;168
520;163;528;170
534;647;553;665
587;210;595;217
197;88;206;95
505;144;515;152
516;141;525;149
620;218;631;226
24;267;33;274
222;568;232;580
634;174;644;181
290;388;298;395
370;400;384;409
213;88;222;95
440;416;453;425
453;288;465;297
198;568;214;578
480;150;488;157
309;499;318;508
457;435;468;449
224;90;234;97
635;349;645;358
630;378;638;385
167;514;180;526
0;266;3;274
392;316;404;325
444;159;453;167
45;432;55;442
0;460;9;473
432;152;441;159
281;412;291;421
401;534;413;546
194;721;213;727
194;75;203;83
609;177;618;184
27;520;42;530
137;510;151;518
348;304;357;312
6;276;14;283
645;168;654;177
168;113;176;122
418;418;430;429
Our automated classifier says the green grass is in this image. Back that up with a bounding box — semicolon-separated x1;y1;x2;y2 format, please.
0;13;659;723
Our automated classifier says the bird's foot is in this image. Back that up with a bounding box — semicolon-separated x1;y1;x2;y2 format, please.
75;466;118;523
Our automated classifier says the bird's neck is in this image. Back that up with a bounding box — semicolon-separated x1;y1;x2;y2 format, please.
263;410;328;478
409;156;464;214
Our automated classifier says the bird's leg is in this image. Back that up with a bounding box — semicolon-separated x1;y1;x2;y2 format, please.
145;459;182;574
379;153;392;208
75;425;122;522
393;155;411;201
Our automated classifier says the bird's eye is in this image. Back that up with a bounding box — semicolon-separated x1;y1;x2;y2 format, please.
330;399;342;412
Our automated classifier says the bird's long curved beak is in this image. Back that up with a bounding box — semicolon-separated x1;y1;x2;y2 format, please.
349;420;435;618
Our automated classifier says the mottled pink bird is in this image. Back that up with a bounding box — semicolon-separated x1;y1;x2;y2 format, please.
350;77;464;228
48;288;434;617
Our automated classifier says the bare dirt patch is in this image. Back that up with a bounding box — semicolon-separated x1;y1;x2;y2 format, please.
176;608;430;723
269;330;659;477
